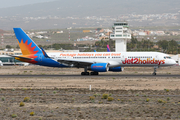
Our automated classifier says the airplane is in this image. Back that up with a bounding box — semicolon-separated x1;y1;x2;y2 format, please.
13;28;176;76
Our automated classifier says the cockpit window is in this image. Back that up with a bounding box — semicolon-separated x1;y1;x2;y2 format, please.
164;56;171;59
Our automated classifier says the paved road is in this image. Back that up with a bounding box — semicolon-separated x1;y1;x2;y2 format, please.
0;74;180;78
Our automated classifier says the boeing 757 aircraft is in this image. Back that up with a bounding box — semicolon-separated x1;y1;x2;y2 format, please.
13;28;176;76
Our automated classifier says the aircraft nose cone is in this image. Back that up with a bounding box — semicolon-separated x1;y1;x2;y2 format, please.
172;60;177;65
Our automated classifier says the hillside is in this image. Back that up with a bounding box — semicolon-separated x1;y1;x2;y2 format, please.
0;0;180;30
0;0;179;17
0;29;8;34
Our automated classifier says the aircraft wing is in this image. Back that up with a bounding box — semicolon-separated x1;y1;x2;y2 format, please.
57;59;94;68
56;58;120;68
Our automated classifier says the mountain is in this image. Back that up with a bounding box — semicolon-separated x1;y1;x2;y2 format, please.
0;0;56;8
0;0;179;17
0;0;180;30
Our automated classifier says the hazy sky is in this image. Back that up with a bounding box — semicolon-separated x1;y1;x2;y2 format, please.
0;0;56;8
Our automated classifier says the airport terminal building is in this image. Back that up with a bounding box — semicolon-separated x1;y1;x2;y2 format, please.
0;50;26;66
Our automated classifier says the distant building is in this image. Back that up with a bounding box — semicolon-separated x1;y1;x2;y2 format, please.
56;31;63;33
99;33;105;37
77;36;95;41
139;32;147;36
99;29;104;33
35;31;47;34
99;36;109;40
156;31;165;36
35;35;48;39
36;35;44;39
0;55;29;66
171;31;180;36
153;45;159;49
83;30;91;33
105;32;111;36
0;50;22;55
104;29;112;33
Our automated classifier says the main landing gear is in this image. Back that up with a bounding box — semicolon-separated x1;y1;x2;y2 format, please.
152;66;158;76
81;72;98;75
81;67;99;75
90;72;99;75
81;67;89;75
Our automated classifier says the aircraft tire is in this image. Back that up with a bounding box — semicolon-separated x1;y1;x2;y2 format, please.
91;72;99;75
152;72;156;76
81;72;89;75
95;72;99;75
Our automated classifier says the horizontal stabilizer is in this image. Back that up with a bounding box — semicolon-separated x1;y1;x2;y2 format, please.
8;55;33;60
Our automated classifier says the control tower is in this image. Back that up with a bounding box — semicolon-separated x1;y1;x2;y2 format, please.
110;21;131;52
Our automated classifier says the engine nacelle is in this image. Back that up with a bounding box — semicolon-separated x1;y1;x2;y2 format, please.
89;63;109;72
109;67;124;72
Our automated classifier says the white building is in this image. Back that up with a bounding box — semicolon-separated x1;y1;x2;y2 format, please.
139;32;147;36
110;21;131;52
36;35;44;39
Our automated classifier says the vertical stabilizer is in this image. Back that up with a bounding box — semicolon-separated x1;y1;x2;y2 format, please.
13;28;42;55
107;45;111;52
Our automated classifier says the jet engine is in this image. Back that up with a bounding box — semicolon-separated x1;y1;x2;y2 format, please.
109;67;124;72
89;63;109;72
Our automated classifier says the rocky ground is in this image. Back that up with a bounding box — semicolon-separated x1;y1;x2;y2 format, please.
0;89;180;119
0;66;180;119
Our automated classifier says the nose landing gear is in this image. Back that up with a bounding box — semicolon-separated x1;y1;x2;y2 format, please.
152;66;158;76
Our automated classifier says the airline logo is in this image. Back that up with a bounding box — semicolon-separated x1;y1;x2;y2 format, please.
17;39;38;64
93;66;103;68
122;58;165;65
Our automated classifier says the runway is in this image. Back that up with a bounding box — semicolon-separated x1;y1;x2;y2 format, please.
0;74;180;78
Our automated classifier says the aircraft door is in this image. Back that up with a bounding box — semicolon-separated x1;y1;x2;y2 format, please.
156;55;158;59
121;54;126;64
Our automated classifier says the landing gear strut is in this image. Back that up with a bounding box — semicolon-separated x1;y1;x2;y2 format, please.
81;67;89;75
152;66;158;76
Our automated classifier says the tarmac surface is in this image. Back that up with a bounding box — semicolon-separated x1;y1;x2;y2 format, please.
0;74;180;78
